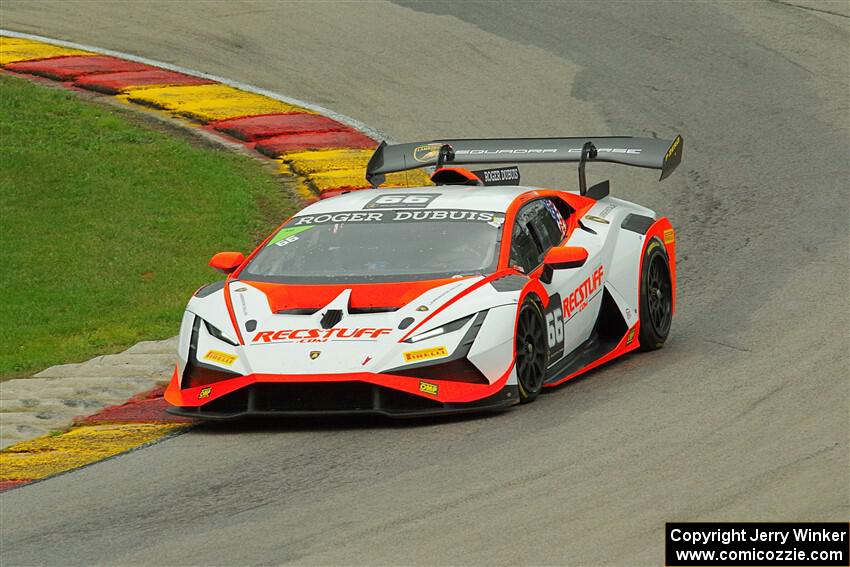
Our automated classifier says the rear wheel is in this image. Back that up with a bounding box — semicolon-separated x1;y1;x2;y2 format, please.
516;298;548;403
638;239;673;350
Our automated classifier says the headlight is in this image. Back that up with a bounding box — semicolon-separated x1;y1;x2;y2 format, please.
204;320;239;346
404;314;473;343
183;316;240;389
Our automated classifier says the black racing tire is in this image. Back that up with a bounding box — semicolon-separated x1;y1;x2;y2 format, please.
515;297;548;403
638;238;673;351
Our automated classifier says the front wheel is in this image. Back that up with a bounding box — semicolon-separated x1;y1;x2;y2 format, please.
515;298;548;403
638;239;673;351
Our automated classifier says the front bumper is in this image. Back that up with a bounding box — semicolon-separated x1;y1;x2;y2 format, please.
164;367;517;420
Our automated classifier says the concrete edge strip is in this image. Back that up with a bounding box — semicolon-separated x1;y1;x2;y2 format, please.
0;29;391;143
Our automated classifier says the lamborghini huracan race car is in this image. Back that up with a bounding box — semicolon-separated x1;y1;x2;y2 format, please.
165;135;683;418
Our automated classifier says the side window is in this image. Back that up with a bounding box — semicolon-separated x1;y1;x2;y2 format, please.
536;199;567;249
509;219;539;273
509;199;568;274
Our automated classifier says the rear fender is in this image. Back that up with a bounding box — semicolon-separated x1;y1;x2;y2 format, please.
642;217;677;314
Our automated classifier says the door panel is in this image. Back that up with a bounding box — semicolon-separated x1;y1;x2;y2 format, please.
540;253;605;367
508;197;606;366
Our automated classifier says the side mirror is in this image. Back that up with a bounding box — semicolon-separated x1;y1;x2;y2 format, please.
540;246;588;284
209;251;245;274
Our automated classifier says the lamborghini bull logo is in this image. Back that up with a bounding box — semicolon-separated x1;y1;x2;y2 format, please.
252;328;393;344
309;351;321;360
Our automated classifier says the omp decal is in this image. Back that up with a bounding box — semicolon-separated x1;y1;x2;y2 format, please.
251;328;392;343
267;225;313;247
625;327;637;345
664;228;675;244
198;387;212;399
290;209;500;225
203;350;238;366
403;345;449;363
413;143;443;162
584;215;610;224
364;194;438;209
564;266;604;319
419;381;439;396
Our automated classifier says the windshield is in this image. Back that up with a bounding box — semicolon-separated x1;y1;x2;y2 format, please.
240;209;505;283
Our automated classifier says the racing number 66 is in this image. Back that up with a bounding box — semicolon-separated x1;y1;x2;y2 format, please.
375;195;431;205
546;308;564;347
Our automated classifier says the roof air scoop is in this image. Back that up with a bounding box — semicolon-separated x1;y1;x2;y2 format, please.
318;288;352;329
320;309;343;329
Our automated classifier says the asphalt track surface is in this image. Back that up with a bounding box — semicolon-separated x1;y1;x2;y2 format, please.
2;2;848;565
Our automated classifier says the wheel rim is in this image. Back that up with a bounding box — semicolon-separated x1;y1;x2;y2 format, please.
646;255;672;336
516;306;546;394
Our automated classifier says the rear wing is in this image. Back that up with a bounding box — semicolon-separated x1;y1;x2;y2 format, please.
365;135;683;194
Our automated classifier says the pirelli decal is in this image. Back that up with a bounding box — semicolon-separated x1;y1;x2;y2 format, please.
203;349;237;366
403;346;448;363
664;228;675;244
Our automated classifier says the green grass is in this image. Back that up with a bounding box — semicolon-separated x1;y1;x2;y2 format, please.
0;74;296;378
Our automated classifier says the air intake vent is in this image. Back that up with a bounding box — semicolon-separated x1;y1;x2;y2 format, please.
321;309;343;329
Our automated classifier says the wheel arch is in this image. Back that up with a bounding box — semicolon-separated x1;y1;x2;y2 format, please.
640;217;677;315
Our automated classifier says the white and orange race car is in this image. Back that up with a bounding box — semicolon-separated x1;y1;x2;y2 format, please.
165;135;682;418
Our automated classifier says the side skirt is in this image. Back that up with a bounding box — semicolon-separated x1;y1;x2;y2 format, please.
543;333;619;386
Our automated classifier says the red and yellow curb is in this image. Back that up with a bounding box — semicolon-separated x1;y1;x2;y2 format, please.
0;37;90;65
0;386;193;491
0;34;431;202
